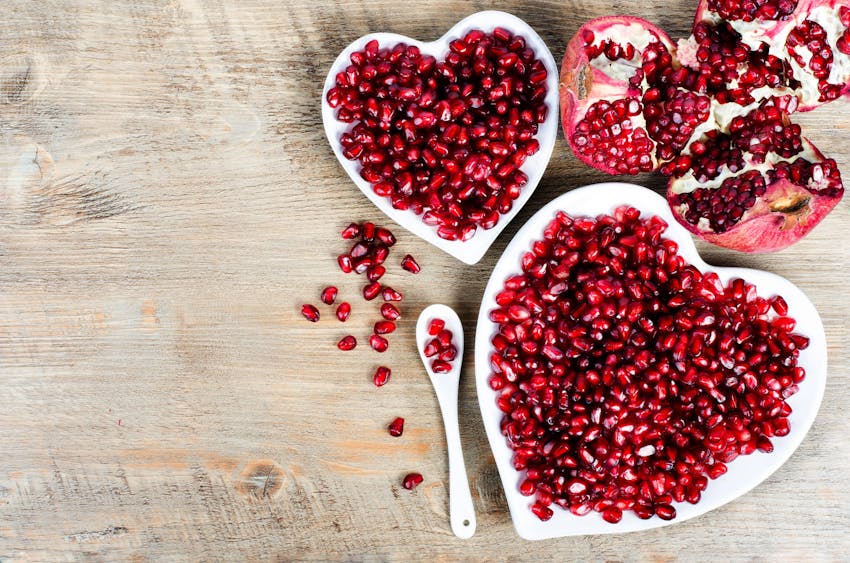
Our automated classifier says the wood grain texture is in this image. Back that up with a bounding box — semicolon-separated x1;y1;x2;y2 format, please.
0;0;848;560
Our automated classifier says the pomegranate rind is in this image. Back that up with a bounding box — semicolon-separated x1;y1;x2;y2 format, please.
559;16;676;174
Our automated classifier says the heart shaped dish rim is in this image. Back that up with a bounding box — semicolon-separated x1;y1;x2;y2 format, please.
474;182;828;539
321;10;559;264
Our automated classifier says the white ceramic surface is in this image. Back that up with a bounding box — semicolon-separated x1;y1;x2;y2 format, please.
416;304;477;539
474;183;828;540
322;11;559;265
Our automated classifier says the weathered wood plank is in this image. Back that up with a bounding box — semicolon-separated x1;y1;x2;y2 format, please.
0;0;848;560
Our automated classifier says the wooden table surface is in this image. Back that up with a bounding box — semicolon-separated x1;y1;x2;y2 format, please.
1;0;848;560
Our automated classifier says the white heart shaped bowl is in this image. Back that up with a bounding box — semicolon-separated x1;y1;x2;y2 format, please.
474;182;828;540
321;11;559;265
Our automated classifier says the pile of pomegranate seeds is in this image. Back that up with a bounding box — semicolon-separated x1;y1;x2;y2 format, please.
487;206;809;523
423;318;458;373
326;29;549;241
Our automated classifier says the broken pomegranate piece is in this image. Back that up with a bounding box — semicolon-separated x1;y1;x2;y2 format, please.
488;206;809;522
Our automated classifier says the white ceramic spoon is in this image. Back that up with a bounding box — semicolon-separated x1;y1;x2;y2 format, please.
416;304;477;539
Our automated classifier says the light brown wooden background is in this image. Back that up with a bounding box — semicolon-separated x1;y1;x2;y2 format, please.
0;0;847;560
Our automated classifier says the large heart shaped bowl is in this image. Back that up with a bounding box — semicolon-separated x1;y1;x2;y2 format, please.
322;11;559;265
474;183;828;540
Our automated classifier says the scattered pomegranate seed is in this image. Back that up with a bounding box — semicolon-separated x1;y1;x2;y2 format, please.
336;302;351;322
321;286;338;305
428;318;445;335
402;472;424;490
380;303;401;320
337;335;357;351
388;417;405;436
301;304;320;322
337;254;353;273
341;222;360;239
370;334;389;352
376;227;396;246
373;366;391;387
363;281;382;300
382;287;403;301
401;254;421;274
489;206;809;523
374;320;396;334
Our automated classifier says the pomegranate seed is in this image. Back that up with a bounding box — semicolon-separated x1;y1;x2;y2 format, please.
321;286;338;305
363;281;382;300
428;318;446;335
336;302;351;322
338;254;353;273
341;223;360;239
655;504;676;520
301;304;320;322
374;320;396;334
337;335;357;351
402;472;424;490
431;359;452;373
388;416;404;436
373;366;391;387
380;303;401;320
602;506;623;524
531;503;553;521
370;334;389;352
401;254;421;273
382;286;403;301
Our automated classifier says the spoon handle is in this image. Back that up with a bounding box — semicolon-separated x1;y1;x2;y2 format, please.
436;388;477;539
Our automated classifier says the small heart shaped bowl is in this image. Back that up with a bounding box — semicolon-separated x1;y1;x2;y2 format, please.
322;10;559;265
474;182;828;539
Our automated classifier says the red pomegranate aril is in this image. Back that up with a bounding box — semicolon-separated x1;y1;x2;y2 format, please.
401;254;421;274
380;303;401;320
382;287;403;302
490;207;808;523
402;473;424;490
338;254;353;273
338;335;357;351
373;366;391;387
388;416;405;436
361;221;376;241
341;223;360;239
370;334;389;352
301;304;320;322
336;302;351;322
375;320;396;334
321;286;338;305
363;281;382;300
428;318;445;335
531;503;554;521
376;227;396;246
431;359;453;373
366;265;386;281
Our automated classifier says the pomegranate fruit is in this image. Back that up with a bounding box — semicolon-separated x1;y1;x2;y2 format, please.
336;302;352;322
326;30;549;241
487;206;809;523
560;2;846;252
